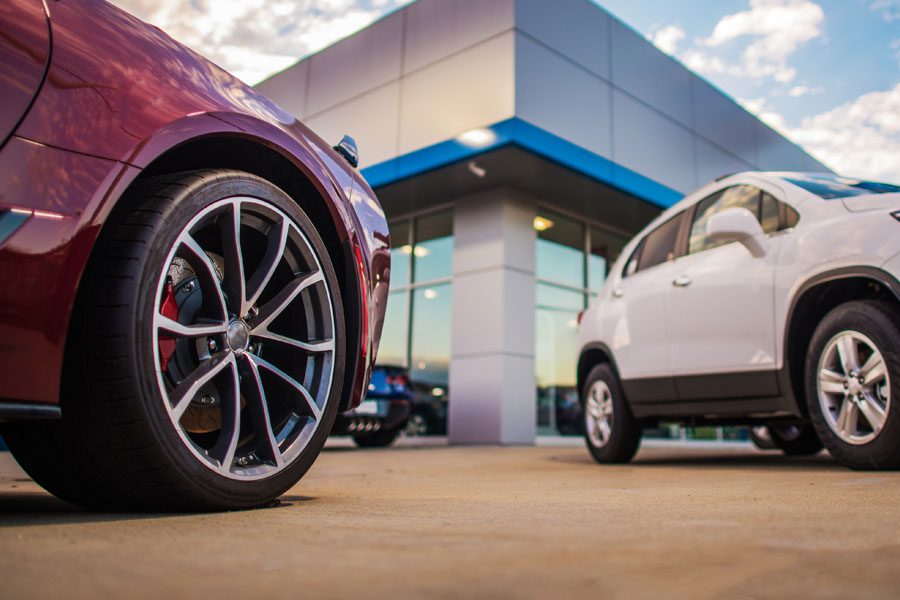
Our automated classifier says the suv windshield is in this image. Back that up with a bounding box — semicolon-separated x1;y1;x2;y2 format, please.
784;174;900;199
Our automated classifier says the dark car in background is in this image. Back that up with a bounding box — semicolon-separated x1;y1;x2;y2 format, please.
406;379;449;436
332;365;411;447
0;0;390;511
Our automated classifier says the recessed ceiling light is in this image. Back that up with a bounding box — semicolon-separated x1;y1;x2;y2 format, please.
457;128;497;148
533;216;554;231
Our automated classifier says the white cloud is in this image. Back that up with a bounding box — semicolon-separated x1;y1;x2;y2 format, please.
109;0;413;84
787;84;823;97
741;85;900;182
649;25;685;56
700;0;824;83
869;0;900;21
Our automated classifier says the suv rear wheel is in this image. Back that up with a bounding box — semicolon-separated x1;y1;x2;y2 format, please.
806;300;900;470
582;363;641;464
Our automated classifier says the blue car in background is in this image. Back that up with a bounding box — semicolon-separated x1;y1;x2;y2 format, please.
331;365;412;447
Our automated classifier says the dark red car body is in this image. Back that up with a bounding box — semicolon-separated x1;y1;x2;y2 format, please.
0;0;389;414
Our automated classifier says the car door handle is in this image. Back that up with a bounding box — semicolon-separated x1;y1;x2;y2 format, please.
672;275;692;287
612;288;624;298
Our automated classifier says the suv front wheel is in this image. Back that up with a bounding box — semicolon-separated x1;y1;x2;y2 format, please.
582;363;641;464
806;300;900;470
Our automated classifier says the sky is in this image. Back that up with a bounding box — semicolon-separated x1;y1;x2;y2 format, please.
111;0;900;182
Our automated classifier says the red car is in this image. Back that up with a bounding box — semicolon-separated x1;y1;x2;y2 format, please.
0;0;390;510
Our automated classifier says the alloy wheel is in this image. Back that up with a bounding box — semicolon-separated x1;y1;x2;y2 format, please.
817;330;891;445
585;380;615;448
152;197;336;480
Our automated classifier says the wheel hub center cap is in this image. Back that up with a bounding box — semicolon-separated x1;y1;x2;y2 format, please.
226;320;250;353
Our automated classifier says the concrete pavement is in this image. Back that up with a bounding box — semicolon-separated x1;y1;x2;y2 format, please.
1;440;899;599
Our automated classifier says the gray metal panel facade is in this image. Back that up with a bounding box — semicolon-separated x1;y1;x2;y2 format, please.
257;0;830;188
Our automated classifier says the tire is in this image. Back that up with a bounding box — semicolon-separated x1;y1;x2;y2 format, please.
767;423;823;455
582;363;641;464
2;170;346;510
805;300;900;470
353;427;401;448
749;426;777;450
405;413;429;437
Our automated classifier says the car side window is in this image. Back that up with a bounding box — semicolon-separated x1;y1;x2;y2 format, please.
689;185;762;254
760;191;780;234
625;212;685;276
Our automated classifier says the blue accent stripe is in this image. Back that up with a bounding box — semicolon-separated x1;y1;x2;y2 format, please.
361;117;683;208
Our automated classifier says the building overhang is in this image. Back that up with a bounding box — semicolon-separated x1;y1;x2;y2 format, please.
370;119;664;234
363;117;683;214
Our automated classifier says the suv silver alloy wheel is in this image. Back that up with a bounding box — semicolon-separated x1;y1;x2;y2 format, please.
152;197;336;480
585;380;615;448
817;330;890;445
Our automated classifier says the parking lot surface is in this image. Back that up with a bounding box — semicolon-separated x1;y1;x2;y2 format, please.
1;440;899;599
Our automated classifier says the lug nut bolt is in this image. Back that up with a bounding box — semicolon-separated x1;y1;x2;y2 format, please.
208;339;218;352
182;281;195;294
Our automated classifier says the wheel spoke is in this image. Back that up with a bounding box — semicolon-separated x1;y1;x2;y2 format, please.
858;392;887;432
836;334;860;375
835;399;858;437
251;271;324;333
179;234;228;321
598;419;611;442
818;368;847;395
219;199;247;317
207;360;242;472
249;355;321;420
169;353;235;420
860;353;887;387
155;314;227;338
244;356;284;468
252;331;334;353
245;217;289;311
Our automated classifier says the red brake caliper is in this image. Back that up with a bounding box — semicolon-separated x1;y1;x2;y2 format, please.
158;280;179;372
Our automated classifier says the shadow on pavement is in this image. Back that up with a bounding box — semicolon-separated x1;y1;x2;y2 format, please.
551;449;842;471
0;487;316;528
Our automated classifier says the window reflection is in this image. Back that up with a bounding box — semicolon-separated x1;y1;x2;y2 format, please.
588;226;628;291
535;284;582;433
413;210;453;283
410;283;452;387
536;210;584;289
376;290;408;367
388;221;410;290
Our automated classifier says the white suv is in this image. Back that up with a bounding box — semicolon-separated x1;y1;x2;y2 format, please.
576;172;900;470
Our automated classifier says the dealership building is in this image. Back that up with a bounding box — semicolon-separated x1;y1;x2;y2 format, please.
257;0;829;444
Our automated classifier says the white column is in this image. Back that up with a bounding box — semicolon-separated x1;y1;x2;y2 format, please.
448;188;536;444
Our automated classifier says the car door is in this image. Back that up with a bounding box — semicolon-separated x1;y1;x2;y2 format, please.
667;184;790;400
0;0;51;148
608;211;688;406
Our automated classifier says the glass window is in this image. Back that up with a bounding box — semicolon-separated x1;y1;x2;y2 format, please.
410;283;451;387
588;226;628;291
760;192;780;234
536;211;584;289
781;200;800;229
689;186;760;254
535;285;582;433
636;212;684;272
537;282;585;311
389;221;410;290
376;290;408;367
413;211;453;283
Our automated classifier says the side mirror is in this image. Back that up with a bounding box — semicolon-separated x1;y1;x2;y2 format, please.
333;135;359;168
706;207;766;257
